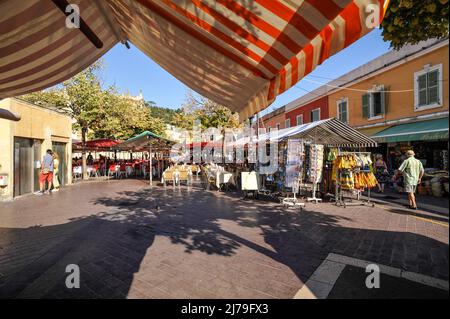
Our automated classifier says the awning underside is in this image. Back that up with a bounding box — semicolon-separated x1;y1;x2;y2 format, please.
1;0;389;120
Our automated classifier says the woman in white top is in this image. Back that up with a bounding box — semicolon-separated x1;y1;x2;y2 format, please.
53;152;60;191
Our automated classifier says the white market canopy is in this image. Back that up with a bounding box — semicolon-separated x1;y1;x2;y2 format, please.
235;118;378;147
0;0;389;120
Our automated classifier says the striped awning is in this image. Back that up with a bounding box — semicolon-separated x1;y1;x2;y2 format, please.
234;118;378;147
1;0;389;120
0;0;119;98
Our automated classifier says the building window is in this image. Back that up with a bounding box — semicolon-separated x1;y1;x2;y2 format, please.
276;123;280;130
311;108;320;122
414;64;443;111
337;98;349;123
285;119;290;128
296;114;303;126
362;85;386;120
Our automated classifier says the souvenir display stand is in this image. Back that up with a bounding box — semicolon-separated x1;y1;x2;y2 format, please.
306;144;324;203
282;139;305;209
231;119;378;205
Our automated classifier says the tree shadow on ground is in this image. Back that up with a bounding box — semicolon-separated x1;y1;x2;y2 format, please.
0;184;448;298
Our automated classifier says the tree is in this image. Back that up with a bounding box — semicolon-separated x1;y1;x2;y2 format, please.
21;61;104;179
381;0;449;49
173;91;241;130
144;100;180;125
96;88;167;140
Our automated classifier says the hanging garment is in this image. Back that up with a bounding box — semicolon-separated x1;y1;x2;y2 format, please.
340;171;354;190
327;148;338;162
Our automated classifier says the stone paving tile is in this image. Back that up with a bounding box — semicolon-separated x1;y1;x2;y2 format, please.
0;179;448;298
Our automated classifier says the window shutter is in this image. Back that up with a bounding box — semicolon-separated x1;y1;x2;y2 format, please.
427;70;439;104
381;85;388;115
362;93;369;119
418;74;427;106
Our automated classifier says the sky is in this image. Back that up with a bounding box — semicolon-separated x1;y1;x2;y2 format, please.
101;28;392;114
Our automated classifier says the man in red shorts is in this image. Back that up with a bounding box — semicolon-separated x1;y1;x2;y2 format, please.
36;149;54;195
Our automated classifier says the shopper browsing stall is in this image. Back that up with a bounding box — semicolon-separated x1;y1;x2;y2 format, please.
374;154;389;193
395;150;424;210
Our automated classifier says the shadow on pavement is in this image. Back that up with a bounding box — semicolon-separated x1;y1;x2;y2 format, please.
0;184;448;298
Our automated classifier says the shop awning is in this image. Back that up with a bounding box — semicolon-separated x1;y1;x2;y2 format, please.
371;118;449;143
73;138;121;151
114;131;174;151
1;0;390;120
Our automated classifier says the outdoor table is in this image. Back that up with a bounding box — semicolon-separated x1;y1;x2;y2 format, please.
205;166;234;190
86;165;99;178
73;166;82;179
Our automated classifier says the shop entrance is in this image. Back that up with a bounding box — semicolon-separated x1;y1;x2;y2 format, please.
52;142;67;187
13;137;41;197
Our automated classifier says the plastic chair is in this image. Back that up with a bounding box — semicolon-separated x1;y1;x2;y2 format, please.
163;170;175;187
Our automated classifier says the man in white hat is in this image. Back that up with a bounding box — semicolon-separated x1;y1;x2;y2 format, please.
396;150;424;209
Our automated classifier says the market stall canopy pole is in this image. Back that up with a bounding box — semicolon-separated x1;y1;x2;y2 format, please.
0;0;389;120
51;0;104;48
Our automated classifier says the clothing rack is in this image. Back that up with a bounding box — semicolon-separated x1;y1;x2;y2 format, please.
307;144;322;203
334;151;375;208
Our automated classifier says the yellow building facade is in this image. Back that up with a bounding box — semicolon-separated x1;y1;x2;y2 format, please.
327;39;449;170
0;98;73;201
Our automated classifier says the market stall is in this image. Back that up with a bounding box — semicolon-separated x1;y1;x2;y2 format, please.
72;139;122;179
113;131;175;186
233;118;378;207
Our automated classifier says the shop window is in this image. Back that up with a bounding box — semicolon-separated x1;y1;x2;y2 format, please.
311;108;320;122
285;119;290;128
296;114;303;126
337;98;349;123
414;64;442;111
362;85;387;120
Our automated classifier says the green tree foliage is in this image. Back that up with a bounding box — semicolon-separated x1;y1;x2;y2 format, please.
20;60;166;140
381;0;449;49
94;88;167;140
145;100;181;125
172;91;241;130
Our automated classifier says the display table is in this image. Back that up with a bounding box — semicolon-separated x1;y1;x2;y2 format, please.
204;166;234;190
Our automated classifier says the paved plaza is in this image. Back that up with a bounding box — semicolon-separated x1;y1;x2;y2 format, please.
0;180;448;298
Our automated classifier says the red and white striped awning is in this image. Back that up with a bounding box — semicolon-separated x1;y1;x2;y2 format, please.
0;0;389;120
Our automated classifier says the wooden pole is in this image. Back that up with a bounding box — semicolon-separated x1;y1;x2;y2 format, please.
149;144;153;187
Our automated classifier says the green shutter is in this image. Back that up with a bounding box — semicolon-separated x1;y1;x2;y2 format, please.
362;93;369;119
418;74;427;106
381;86;389;115
427;70;439;104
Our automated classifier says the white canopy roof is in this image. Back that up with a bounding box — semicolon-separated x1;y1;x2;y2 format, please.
235;118;377;147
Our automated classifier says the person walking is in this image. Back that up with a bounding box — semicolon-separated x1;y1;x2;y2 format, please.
395;150;424;210
35;149;54;195
52;152;60;192
374;154;389;193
